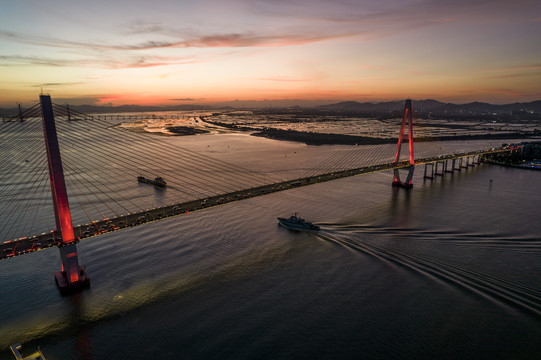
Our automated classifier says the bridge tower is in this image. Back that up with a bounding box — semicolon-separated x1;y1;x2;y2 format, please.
40;95;90;294
392;99;415;189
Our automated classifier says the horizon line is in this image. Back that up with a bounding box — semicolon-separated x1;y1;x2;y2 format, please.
2;97;541;110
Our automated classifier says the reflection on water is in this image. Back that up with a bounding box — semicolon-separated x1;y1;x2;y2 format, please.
0;129;540;359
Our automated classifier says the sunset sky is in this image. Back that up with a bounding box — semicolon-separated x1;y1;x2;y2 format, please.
1;0;540;107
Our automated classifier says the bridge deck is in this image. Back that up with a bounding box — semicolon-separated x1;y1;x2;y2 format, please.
0;148;508;260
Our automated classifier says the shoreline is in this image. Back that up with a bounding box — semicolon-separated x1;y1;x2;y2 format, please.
251;127;539;146
202;119;538;146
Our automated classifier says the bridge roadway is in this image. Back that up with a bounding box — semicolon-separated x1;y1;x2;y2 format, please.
0;147;510;260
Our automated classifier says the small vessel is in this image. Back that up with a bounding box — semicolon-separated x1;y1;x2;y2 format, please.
10;343;46;360
277;213;320;231
137;175;167;188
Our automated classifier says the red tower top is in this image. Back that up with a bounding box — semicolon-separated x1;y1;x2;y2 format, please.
40;94;76;244
393;99;414;165
40;95;89;292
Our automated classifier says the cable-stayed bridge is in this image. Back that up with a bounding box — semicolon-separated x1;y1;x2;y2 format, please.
0;96;516;291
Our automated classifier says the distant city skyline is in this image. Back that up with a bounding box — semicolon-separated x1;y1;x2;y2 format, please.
1;0;540;107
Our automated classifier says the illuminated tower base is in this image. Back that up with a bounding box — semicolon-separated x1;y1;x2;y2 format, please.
392;166;414;189
54;243;90;295
40;95;90;295
392;100;415;189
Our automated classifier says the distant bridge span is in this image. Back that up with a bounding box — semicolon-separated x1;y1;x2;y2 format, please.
0;146;513;261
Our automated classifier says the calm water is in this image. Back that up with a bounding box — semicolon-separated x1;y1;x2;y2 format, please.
0;128;540;359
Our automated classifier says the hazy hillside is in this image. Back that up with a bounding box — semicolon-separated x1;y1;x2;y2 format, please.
2;99;540;118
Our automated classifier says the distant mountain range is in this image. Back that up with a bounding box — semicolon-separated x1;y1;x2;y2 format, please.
0;103;217;117
317;99;541;117
1;99;540;118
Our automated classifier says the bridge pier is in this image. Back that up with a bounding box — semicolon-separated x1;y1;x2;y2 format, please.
445;159;454;173
392;166;414;189
435;161;445;176
40;95;90;295
424;163;434;179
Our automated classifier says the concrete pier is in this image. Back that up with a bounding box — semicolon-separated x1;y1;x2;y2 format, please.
424;163;434;179
435;161;445;176
445;159;454;173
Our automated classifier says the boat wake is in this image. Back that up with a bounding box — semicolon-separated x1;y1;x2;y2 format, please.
318;222;541;255
315;229;541;319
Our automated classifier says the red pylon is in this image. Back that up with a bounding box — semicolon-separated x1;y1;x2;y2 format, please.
40;95;90;294
392;100;415;189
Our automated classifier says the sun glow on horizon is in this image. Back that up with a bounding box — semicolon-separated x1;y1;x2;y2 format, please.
1;0;540;107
